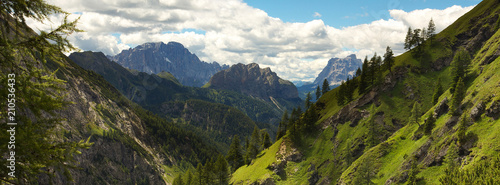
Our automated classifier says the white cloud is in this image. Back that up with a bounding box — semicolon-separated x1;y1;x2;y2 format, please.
313;12;322;18
27;0;475;83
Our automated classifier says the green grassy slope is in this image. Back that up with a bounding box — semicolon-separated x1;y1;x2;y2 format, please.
230;0;500;184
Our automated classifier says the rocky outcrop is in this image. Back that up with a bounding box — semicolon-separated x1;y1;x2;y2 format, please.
110;42;228;87
207;63;299;101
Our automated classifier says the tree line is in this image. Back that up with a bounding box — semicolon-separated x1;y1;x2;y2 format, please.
173;126;273;185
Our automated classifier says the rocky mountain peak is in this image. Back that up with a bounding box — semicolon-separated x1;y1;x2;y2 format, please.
207;63;298;101
313;55;362;86
110;41;228;87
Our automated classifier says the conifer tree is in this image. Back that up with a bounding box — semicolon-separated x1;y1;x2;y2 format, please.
405;27;414;50
316;85;321;100
410;102;421;126
424;113;435;135
457;115;468;145
432;77;444;105
247;126;261;159
450;77;466;116
215;155;229;185
427;18;436;40
0;0;92;183
359;57;369;94
356;67;362;77
185;169;194;185
383;46;395;73
173;174;184;185
276;110;289;140
407;157;418;185
195;163;203;185
322;79;330;95
366;104;377;148
226;135;244;172
345;77;353;102
450;49;471;94
305;92;312;109
262;132;272;149
337;80;346;106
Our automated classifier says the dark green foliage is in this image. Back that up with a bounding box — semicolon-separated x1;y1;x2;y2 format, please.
352;158;374;185
450;49;471;94
303;103;319;131
202;158;215;184
440;153;500;184
337;81;346;106
246;126;262;161
184;169;194;185
359;57;369;94
383;46;395;73
432;77;443;105
424;113;435;135
173;174;184;185
457;115;468;146
407;157;419;185
305;92;312;109
410;101;421;126
215;155;230;185
322;79;330;95
427;18;436;43
276;110;288;140
365;104;378;148
356;67;362;77
195;163;203;185
450;77;466;116
405;27;413;50
261;132;272;149
226;135;244;172
0;1;93;183
316;85;321;100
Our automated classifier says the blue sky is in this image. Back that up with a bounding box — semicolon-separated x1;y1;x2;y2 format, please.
245;0;480;27
33;0;479;83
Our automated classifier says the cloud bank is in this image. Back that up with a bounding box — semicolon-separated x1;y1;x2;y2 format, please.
27;0;474;83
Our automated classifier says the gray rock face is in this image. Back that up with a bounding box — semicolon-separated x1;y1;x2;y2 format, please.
313;54;363;86
110;42;228;87
208;63;299;101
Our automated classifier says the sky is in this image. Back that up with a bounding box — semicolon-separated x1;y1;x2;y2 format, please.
28;0;479;83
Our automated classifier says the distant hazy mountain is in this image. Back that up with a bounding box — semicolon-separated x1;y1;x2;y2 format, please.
109;41;228;87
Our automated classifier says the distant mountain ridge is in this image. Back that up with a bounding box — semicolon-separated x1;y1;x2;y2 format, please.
109;41;229;87
207;63;300;102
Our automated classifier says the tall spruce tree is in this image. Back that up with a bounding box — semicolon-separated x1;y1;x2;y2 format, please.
226;135;244;172
383;46;395;73
427;18;436;40
0;0;92;183
261;132;272;149
450;49;471;93
450;77;466;116
322;79;330;95
359;57;369;93
215;155;229;185
432;77;444;105
337;80;346;106
305;92;312;109
404;27;414;50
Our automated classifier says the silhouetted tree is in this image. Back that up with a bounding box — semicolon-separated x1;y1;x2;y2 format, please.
383;46;395;73
322;79;330;95
405;27;414;50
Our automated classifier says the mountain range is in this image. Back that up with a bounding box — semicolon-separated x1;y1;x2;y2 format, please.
109;42;229;87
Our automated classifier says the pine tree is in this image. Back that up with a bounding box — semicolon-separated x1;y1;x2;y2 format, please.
0;1;92;183
450;49;471;93
410;102;421;126
432;77;444;105
184;169;194;185
305;92;312;109
173;174;184;185
195;163;203;185
322;79;330;95
356;67;362;77
366;104;377;148
424;113;435;135
226;135;244;172
316;85;321;100
203;159;215;184
359;57;369;94
215;155;230;185
405;27;414;50
427;18;436;40
262;132;272;149
450;77;466;116
457;115;468;146
276;110;289;140
411;28;422;48
421;27;428;41
337;80;346;106
247;126;261;159
383;46;395;73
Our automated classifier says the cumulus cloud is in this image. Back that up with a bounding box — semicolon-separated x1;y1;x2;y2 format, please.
27;0;475;83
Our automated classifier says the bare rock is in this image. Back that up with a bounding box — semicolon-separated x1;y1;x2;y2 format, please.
486;99;500;120
434;97;449;118
470;101;485;121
